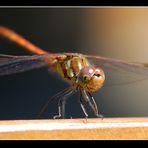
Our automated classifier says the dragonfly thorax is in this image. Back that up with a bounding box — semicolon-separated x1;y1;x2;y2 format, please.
54;54;105;92
55;55;89;79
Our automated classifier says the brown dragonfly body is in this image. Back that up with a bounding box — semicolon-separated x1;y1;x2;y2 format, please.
0;26;148;118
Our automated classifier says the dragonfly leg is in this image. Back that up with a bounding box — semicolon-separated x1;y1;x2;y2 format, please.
82;90;103;118
38;87;73;118
53;97;66;119
53;89;76;119
79;90;88;118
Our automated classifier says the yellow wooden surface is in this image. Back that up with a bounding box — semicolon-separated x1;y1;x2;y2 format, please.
0;117;148;140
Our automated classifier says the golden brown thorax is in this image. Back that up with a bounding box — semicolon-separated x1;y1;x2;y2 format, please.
49;54;105;93
53;54;90;84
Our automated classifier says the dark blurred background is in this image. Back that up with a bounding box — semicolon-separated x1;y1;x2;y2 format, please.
0;8;148;120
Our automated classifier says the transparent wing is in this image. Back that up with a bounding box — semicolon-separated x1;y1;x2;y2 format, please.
0;54;50;76
85;54;148;86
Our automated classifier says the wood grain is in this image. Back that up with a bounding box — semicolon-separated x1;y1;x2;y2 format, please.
0;117;148;140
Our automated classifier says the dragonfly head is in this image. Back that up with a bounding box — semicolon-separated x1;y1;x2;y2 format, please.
77;66;105;92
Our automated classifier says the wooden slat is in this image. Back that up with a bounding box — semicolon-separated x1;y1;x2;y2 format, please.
0;117;148;139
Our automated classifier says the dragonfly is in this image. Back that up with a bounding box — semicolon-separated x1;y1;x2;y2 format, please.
0;26;148;119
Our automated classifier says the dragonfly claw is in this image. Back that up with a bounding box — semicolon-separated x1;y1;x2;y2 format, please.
97;114;104;119
53;115;62;119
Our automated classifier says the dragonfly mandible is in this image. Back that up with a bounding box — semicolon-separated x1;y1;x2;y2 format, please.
0;26;148;119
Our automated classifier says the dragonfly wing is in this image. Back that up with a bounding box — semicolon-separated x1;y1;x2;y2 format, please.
85;54;148;86
0;54;49;76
